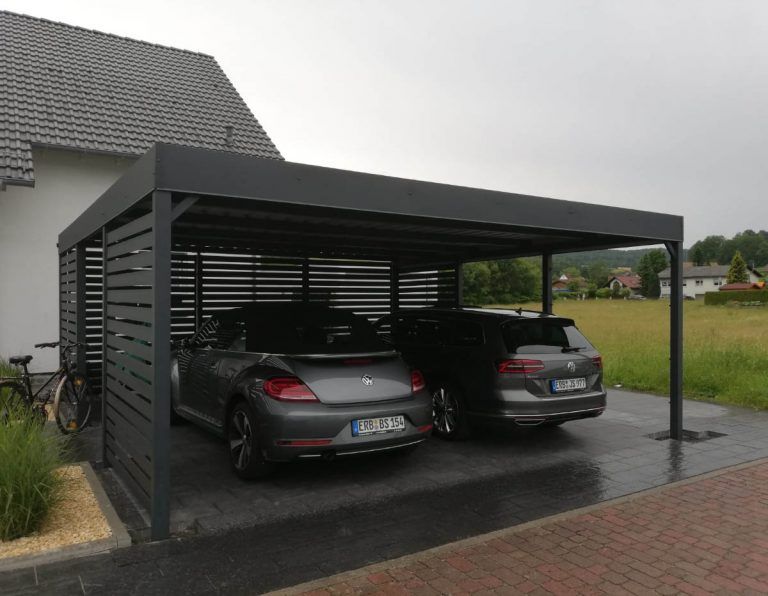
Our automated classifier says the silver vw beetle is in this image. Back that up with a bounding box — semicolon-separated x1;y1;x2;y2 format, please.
171;304;433;479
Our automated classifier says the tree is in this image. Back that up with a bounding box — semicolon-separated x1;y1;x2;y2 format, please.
726;251;749;284
638;249;668;298
584;262;610;288
690;245;706;266
462;258;542;305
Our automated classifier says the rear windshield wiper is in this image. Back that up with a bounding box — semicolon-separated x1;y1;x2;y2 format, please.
562;346;585;352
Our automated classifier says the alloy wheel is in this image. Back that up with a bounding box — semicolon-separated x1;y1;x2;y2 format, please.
432;387;458;435
229;409;253;471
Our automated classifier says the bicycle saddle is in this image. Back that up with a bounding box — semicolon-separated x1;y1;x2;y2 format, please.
9;355;33;365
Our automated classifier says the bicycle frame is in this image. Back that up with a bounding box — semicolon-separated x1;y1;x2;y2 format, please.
1;345;78;407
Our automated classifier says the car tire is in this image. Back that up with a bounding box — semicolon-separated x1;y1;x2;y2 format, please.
431;382;472;441
170;402;186;425
227;400;275;480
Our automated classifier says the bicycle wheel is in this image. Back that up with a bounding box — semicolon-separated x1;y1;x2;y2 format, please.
53;373;93;434
0;381;29;423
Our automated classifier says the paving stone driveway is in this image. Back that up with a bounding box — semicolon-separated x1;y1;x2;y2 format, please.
107;389;768;538
4;390;768;594
275;459;768;595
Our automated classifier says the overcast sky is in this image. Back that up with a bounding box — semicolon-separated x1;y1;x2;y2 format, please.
6;0;768;245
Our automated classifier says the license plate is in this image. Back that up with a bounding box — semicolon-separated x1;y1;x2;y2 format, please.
550;377;587;393
351;415;406;437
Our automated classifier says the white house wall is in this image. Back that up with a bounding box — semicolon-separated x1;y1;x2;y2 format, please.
660;271;761;299
0;148;134;371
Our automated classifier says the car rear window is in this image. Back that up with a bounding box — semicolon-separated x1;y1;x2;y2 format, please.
247;309;387;354
502;319;593;354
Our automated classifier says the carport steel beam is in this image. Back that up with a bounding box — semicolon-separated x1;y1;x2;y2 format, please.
59;143;685;540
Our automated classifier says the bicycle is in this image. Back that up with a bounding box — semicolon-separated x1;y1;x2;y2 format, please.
0;341;93;434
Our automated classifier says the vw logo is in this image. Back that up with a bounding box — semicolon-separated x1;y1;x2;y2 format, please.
567;361;576;373
361;374;374;387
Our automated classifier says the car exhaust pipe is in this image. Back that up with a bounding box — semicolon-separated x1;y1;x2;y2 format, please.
514;418;546;427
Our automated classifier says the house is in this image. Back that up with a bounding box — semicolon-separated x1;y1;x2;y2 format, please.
719;281;765;291
0;11;282;370
552;274;588;293
605;274;642;295
659;264;762;299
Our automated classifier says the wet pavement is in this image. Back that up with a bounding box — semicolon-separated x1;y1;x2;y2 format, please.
3;390;768;594
274;459;768;595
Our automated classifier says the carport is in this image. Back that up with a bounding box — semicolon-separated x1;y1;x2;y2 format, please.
58;143;684;540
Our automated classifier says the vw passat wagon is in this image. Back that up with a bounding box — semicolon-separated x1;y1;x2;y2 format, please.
171;304;433;478
375;307;606;439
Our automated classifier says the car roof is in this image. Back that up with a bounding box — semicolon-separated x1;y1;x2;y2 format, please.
392;306;563;320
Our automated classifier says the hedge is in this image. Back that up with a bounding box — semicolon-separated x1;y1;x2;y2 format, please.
704;290;768;305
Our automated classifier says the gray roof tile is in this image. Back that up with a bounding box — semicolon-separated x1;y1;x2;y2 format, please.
0;10;282;184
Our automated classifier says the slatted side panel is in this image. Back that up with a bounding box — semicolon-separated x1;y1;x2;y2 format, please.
59;248;78;348
103;213;154;508
398;267;458;310
200;253;304;320
84;243;104;391
308;258;392;320
171;251;197;341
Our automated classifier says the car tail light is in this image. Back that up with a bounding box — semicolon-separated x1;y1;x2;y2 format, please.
592;355;603;369
263;377;318;402
343;358;373;366
417;423;433;433
411;370;426;392
497;359;545;374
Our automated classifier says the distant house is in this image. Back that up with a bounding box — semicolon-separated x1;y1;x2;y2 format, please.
552;274;588;293
659;265;762;299
605;274;642;295
0;10;282;370
719;282;765;291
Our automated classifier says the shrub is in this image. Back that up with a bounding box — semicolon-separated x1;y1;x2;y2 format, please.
704;290;768;306
0;401;67;541
595;288;612;299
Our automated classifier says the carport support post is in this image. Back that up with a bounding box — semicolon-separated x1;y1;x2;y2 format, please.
666;241;684;440
151;191;172;540
542;254;553;314
455;262;463;307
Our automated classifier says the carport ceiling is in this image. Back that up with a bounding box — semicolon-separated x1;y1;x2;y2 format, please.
60;144;683;264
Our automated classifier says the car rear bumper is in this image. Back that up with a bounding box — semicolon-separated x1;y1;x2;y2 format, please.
251;390;433;462
468;390;607;426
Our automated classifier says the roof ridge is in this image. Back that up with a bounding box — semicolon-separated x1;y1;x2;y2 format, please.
0;9;213;58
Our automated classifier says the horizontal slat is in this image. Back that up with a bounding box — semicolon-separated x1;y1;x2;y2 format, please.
106;318;153;343
105;347;152;380
105;363;152;403
107;269;153;288
106;212;153;245
106;231;153;259
106;304;152;324
105;406;151;456
106;333;152;361
105;377;152;419
107;251;154;274
105;436;151;500
106;288;153;305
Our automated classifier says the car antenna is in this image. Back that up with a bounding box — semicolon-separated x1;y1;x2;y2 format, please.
516;307;523;315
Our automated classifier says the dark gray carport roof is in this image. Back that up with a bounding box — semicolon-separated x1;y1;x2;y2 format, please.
59;143;683;263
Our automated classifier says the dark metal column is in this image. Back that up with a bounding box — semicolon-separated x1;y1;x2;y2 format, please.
666;241;684;440
75;244;87;373
151;191;172;540
194;251;203;331
390;259;399;314
302;258;310;304
542;254;553;314
455;263;464;307
100;227;108;466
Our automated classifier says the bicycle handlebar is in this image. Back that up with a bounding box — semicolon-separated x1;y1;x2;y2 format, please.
34;341;87;350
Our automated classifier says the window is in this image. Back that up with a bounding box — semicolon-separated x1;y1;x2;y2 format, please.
714;281;720;286
502;319;593;354
695;280;703;287
661;281;670;287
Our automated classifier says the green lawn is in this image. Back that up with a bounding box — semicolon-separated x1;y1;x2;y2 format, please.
493;300;768;409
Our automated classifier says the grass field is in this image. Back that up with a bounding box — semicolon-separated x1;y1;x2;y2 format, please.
496;300;768;410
